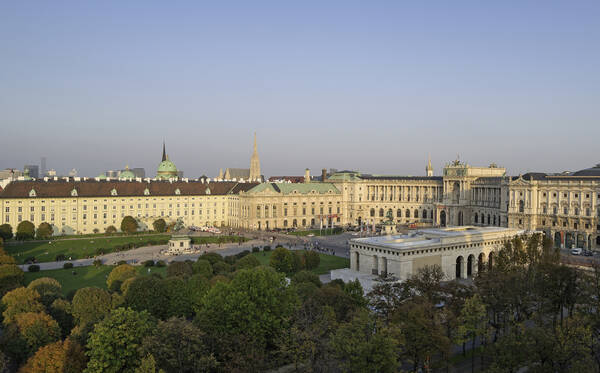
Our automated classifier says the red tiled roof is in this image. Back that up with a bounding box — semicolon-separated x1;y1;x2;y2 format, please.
0;180;260;198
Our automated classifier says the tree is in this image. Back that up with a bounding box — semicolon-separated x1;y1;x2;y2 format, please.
13;312;61;358
49;298;74;338
457;294;488;373
166;261;193;278
303;250;320;270
106;264;137;291
16;221;35;241
331;310;398;373
120;216;138;234
35;222;53;240
269;246;299;276
71;287;112;326
142;317;217;373
105;225;117;234
124;276;169;319
19;338;86;373
196;267;297;371
291;270;322;287
0;224;12;240
234;254;261;270
192;259;213;278
85;307;155;373
152;219;166;233
27;277;62;309
135;354;163;373
0;264;24;296
1;287;45;323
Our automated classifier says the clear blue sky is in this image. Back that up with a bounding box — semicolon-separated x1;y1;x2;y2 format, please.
1;1;598;178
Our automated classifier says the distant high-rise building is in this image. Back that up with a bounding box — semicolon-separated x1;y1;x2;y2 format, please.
131;168;145;178
24;165;39;179
46;169;57;177
106;170;118;178
41;157;47;177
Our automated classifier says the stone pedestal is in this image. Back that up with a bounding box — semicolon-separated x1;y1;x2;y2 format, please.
383;223;396;235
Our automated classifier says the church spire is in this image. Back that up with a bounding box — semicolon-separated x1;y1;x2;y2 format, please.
162;141;167;162
249;132;261;182
426;154;433;176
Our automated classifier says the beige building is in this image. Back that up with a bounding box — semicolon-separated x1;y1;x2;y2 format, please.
349;226;524;281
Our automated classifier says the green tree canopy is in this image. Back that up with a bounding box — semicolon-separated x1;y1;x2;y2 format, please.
124;276;169;319
152;218;166;233
71;287;112;326
35;222;53;240
12;312;61;359
166;261;193;278
1;287;45;323
0;264;25;296
120;216;138;234
85;307;156;373
105;225;117;234
0;224;13;240
269;247;299;276
235;254;261;271
192;259;213;278
142;317;217;373
106;264;137;291
16;221;35;241
19;337;86;373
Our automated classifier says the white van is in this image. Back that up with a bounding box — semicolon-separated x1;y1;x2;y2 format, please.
571;248;583;256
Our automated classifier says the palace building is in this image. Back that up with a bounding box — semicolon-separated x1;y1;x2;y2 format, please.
0;137;598;250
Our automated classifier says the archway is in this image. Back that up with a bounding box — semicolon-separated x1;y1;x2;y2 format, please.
355;252;360;271
440;211;447;227
372;255;379;275
467;254;474;277
488;252;494;270
576;234;585;248
474;213;479;224
458;211;464;226
565;232;574;249
554;232;561;248
357;217;362;227
487;214;491;225
456;256;464;279
453;182;460;203
478;253;485;273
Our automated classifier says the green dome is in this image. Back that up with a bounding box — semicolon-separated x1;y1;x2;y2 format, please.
119;166;135;180
97;173;107;180
157;160;177;173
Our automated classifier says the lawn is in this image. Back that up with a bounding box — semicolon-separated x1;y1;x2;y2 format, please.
288;228;344;237
252;250;349;275
5;234;171;264
24;265;167;295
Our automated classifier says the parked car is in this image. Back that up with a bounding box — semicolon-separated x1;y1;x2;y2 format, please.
584;250;593;257
571;248;583;256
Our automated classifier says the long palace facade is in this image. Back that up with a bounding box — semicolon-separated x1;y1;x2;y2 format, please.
1;139;598;249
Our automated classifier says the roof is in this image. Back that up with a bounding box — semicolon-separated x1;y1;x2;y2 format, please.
157;160;177;173
225;168;250;179
246;182;341;195
572;164;600;177
0;180;257;198
268;176;306;183
360;174;443;181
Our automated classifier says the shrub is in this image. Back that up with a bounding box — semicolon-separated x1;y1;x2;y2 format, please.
0;224;13;240
235;250;251;260
24;256;36;264
107;264;137;290
28;265;40;272
63;263;73;269
16;221;35;241
252;247;260;253
55;254;66;262
93;259;103;267
95;248;105;256
105;225;117;234
143;260;155;267
263;245;271;251
117;260;127;265
36;222;53;240
155;260;166;267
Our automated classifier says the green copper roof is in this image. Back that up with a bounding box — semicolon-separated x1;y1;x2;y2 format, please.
97;173;107;179
157;160;177;173
247;182;340;195
327;171;362;181
119;170;135;179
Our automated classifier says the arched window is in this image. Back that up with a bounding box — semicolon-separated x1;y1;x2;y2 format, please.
519;200;524;213
422;210;427;219
493;215;496;225
379;208;384;217
487;214;491;225
370;208;375;217
553;206;557;214
406;209;410;218
586;208;590;216
413;209;418;218
575;208;579;216
474;213;478;224
397;209;402;218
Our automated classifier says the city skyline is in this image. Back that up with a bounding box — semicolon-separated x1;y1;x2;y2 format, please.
1;1;599;176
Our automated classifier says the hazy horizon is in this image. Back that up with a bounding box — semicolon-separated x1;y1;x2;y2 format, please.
1;1;599;178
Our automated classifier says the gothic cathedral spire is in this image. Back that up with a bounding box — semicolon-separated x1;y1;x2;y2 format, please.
162;141;167;162
249;132;261;182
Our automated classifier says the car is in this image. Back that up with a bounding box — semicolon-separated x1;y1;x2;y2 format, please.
584;250;594;257
571;248;583;256
307;233;315;237
351;232;360;236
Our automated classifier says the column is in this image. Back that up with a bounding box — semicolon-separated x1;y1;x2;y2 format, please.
379;256;387;276
350;251;357;270
461;258;467;279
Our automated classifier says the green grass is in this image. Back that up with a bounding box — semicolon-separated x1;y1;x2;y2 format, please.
24;265;167;295
252;250;349;275
288;228;344;237
191;236;248;244
5;234;170;264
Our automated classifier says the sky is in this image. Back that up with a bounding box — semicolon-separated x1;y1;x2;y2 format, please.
1;1;599;178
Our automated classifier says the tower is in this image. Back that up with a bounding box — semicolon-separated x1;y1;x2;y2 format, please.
162;141;167;162
249;132;261;182
426;155;433;177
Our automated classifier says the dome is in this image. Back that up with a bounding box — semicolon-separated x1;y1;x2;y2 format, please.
157;160;177;173
119;166;135;180
572;164;600;177
97;173;107;180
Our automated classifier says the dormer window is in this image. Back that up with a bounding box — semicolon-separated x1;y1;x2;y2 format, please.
144;188;150;195
111;188;118;196
175;188;181;195
205;188;211;195
29;189;37;197
71;189;78;197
